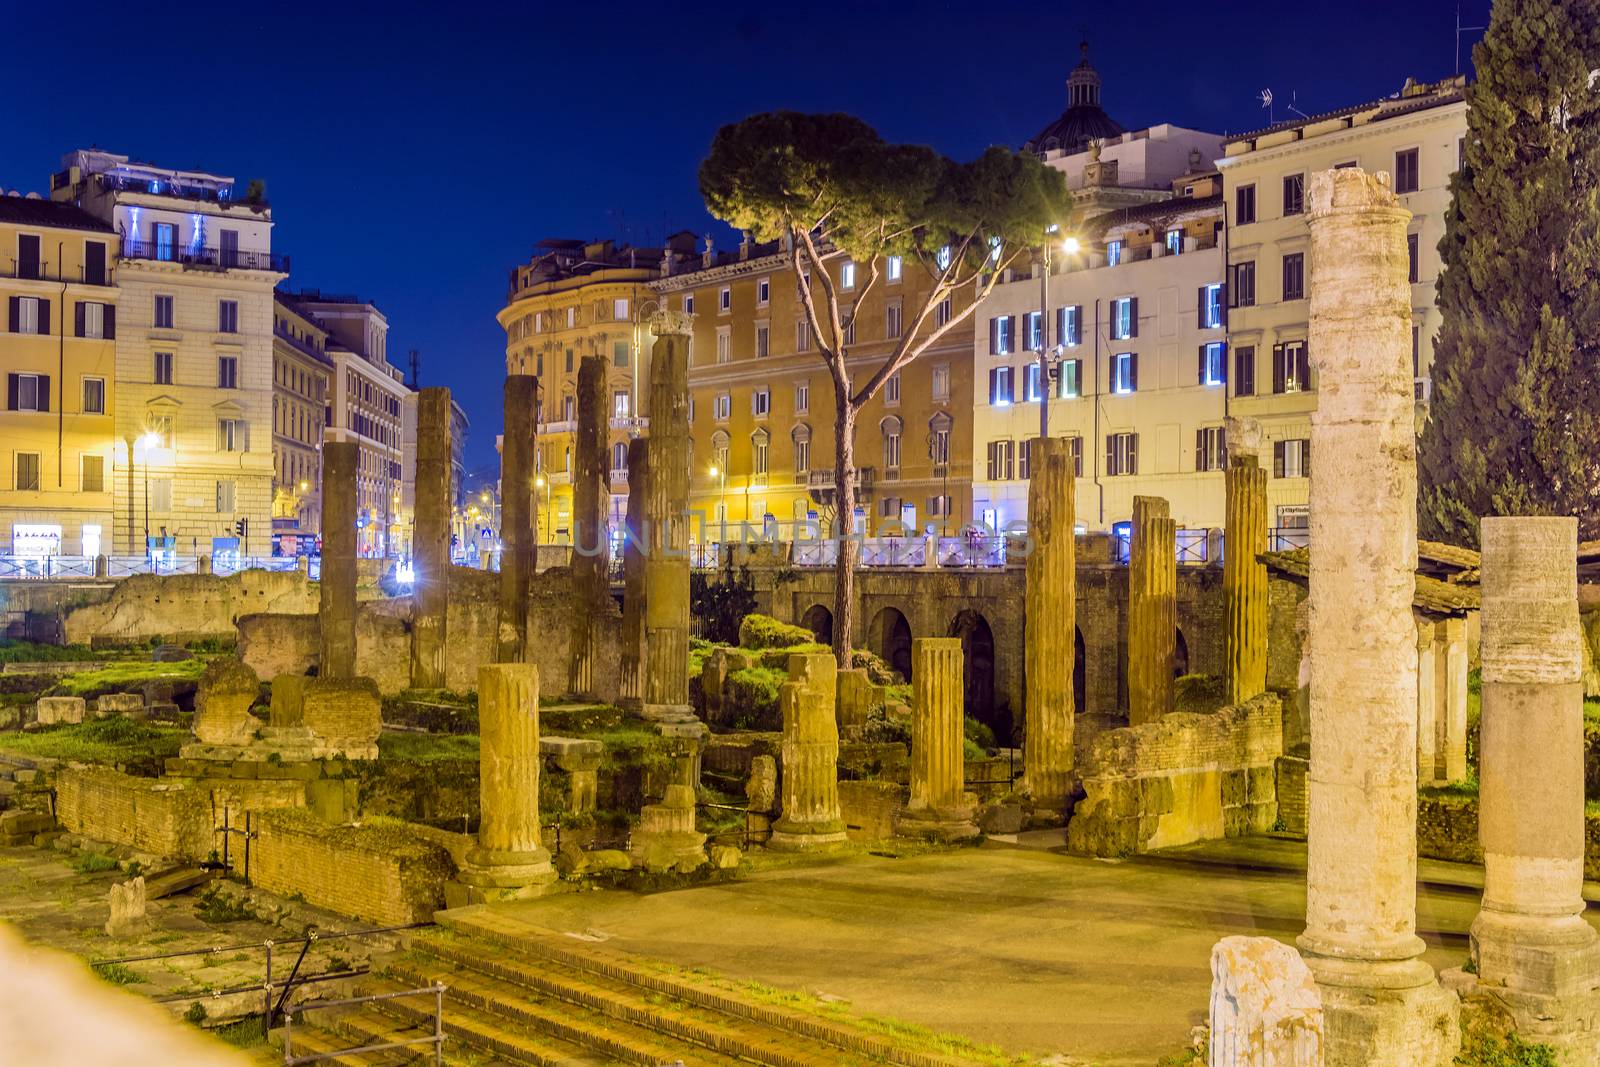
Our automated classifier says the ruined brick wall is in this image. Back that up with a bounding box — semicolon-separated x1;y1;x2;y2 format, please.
1066;693;1283;857
1274;755;1308;837
838;780;901;841
250;810;456;925
55;767;212;860
1416;794;1482;866
1266;575;1308;692
62;571;320;647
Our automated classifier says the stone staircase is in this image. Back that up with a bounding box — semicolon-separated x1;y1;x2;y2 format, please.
277;908;988;1066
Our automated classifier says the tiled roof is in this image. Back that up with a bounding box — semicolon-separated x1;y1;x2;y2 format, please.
1260;548;1479;616
1229;84;1465;145
1416;539;1480;573
0;197;113;234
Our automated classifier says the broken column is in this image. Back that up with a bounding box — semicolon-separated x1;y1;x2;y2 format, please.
410;386;452;690
1209;936;1324;1064
768;652;848;852
452;663;555;902
497;375;538;662
1127;495;1176;726
1297;167;1458;1066
900;637;979;842
1223;418;1269;706
1469;517;1600;1050
1023;435;1076;810
568;356;609;698
319;440;359;680
619;437;649;710
641;311;693;722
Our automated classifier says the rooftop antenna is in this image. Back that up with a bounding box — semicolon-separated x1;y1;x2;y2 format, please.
1259;88;1275;124
1287;91;1310;121
1456;4;1486;75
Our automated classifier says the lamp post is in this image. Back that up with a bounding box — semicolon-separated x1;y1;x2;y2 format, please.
1035;234;1081;441
138;431;160;560
535;475;549;547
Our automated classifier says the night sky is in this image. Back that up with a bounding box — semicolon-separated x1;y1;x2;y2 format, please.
2;1;1483;478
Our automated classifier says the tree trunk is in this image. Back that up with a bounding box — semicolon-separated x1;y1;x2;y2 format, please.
833;400;857;668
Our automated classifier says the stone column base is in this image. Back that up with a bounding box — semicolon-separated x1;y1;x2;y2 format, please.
638;703;698;725
1470;909;1600;1000
447;845;558;906
897;804;981;844
767;819;849;853
629;802;707;872
1443;966;1600;1067
1303;954;1459;1067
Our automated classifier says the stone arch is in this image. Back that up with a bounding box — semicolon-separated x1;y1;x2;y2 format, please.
800;603;833;646
950;609;1002;743
1074;626;1087;714
867;606;913;683
1174;627;1190;678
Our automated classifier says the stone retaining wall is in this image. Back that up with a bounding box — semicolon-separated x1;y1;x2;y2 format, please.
250;810;456;924
55;766;212;860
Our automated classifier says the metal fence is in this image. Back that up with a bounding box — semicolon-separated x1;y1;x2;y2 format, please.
281;984;445;1065
0;555;319;580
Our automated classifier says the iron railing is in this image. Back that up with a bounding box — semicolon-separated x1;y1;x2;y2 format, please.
122;239;289;273
1269;527;1311;551
282;983;445;1065
0;260;114;286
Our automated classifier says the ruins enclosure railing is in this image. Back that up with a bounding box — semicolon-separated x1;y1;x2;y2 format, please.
281;983;446;1066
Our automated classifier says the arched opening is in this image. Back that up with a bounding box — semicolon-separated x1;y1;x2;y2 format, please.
1174;628;1190;677
867;606;913;683
800;603;833;646
1074;626;1086;714
950;610;1002;744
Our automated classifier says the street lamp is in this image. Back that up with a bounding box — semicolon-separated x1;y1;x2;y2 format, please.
1036;233;1080;441
535;474;550;544
138;432;160;558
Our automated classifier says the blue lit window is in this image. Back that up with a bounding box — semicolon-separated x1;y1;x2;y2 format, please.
1111;297;1136;340
1107;240;1123;266
1202;283;1224;329
1112;352;1137;394
1201;342;1227;386
1165;229;1183;255
1024;311;1043;351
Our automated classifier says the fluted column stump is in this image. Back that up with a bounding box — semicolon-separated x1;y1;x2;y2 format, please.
900;638;979;842
768;652;849;852
1223;426;1269;706
619;437;650;710
641;312;694;724
1127;495;1176;726
1458;517;1600;1061
498;376;538;662
1416;617;1441;785
450;663;556;904
1297;167;1458;1067
1023;436;1076;812
410;386;452;690
318;441;359;680
630;720;710;872
568;356;609;699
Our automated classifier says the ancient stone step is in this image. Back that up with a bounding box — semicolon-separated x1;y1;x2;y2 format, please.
308;1001;456;1065
273;1016;408;1066
142;866;212;901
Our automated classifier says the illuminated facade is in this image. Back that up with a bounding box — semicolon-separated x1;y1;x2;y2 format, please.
270;293;331;539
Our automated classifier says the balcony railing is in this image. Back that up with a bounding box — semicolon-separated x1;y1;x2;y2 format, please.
609;467;629;485
122;239;288;273
273;326;331;364
0;260;114;287
610;416;648;432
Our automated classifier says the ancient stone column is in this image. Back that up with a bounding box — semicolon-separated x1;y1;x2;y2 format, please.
641;312;693;722
901;637;979;841
453;663;555;902
497;375;537;662
1223;419;1269;706
1439;617;1469;784
319;440;359;680
1127;495;1176;726
1416;617;1440;785
567;356;609;698
1471;517;1600;1035
1298;167;1457;1066
1023;436;1075;809
619;437;650;709
768;652;848;852
410;386;452;690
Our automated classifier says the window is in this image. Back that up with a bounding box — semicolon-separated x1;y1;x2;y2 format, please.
1235;183;1257;224
1273;341;1311;394
843;311;855;346
218;355;238;389
1058;304;1083;346
1195;426;1227;472
746;321;765;359
792;425;811;474
1282;174;1305;216
752;430;769;476
987;366;1014;406
1281;253;1305;301
1395;148;1420;194
716;327;731;364
16;234;40;279
989;315;1015;356
613;298;629;319
1106;432;1138;476
931;364;950;402
930;412;952;468
1065;435;1084;477
1024;363;1043;402
885;372;901;406
7;372;46;412
1111;351;1138;394
885;301;902;339
218;418;243;451
82;377;104;414
929;494;953;518
886;255;902;282
154;352;173;385
613;441;628;470
613;340;629;367
9;295;47;335
752;388;771;416
216;479;236;513
1229;262;1256;308
1019;439;1032;480
566;306;577;327
153;222;176;261
1107;239;1123;266
1165;228;1183;255
717;287;731;314
1056;358;1083;399
1408;233;1419;284
1274;438;1311;478
613;390;630;419
795;318;810;351
936;245;952;271
795;381;809;414
881;417;902;471
683;294;695;314
565;349;574;372
1199;284;1224;329
80;453;104;493
1334;159;1358;170
711;432;730;477
756;278;770;305
840;261;857;290
1199;342;1227;386
1110;297;1138;340
935;296;952;327
986;440;1014;481
15;452;40;492
149;477;172;511
1023;310;1044;351
1234;345;1256;396
218;300;238;333
154;294;174;329
714;392;731;420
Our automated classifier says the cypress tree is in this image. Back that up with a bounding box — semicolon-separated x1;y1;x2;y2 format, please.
1416;0;1600;546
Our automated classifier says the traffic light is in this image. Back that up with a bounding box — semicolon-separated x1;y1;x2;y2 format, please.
234;517;248;538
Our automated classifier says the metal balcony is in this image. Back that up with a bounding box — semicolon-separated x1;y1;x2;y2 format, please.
122;239;289;273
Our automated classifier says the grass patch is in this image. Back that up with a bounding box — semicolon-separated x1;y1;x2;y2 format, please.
0;717;188;763
92;962;141;986
688;637;724;680
1455;1019;1558;1065
194;886;254;924
69;852;119;874
53;659;204;697
376;732;479;762
724;665;786;731
210;1017;267;1049
0;640;118;664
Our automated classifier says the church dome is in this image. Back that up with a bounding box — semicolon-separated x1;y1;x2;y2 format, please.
1024;41;1127;156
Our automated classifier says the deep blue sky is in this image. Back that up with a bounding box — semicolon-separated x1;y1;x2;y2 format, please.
2;1;1484;478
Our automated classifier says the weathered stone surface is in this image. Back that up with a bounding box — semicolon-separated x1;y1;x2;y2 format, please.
709;844;742;869
1024;435;1076;808
568;356;609;698
268;674;307;729
300;677;380;760
411;386;453;689
151;643;193;663
498;376;538;662
1128;496;1176;726
768;653;847;852
105;876;148;938
619;437;649;709
95;693;144;717
1224;437;1269;706
631;783;707;872
1208;935;1323;1065
900;638;979;842
745;754;777;815
35;697;87;727
835;668;876;735
192;658;260;746
1298;166;1458;1066
319;441;359;679
543;736;603;814
642;317;693;722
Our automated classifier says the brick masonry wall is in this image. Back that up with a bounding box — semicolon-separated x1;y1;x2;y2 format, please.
56;767;212;860
838;780;901;842
250;810;456;925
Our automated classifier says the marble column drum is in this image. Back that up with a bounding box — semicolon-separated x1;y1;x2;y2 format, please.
1127;495;1176;726
1224;452;1269;706
1023;436;1076;809
619;436;650;710
497;375;538;663
318;440;359;680
568;356;609;698
900;638;979;842
767;652;848;852
641;312;694;722
410;386;452;690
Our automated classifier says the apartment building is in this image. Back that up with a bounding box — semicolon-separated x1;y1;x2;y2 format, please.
270;293;332;541
1218;75;1467;528
52;149;285;558
0;195;121;558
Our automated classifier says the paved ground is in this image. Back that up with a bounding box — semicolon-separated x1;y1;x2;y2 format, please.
491;838;1517;1066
